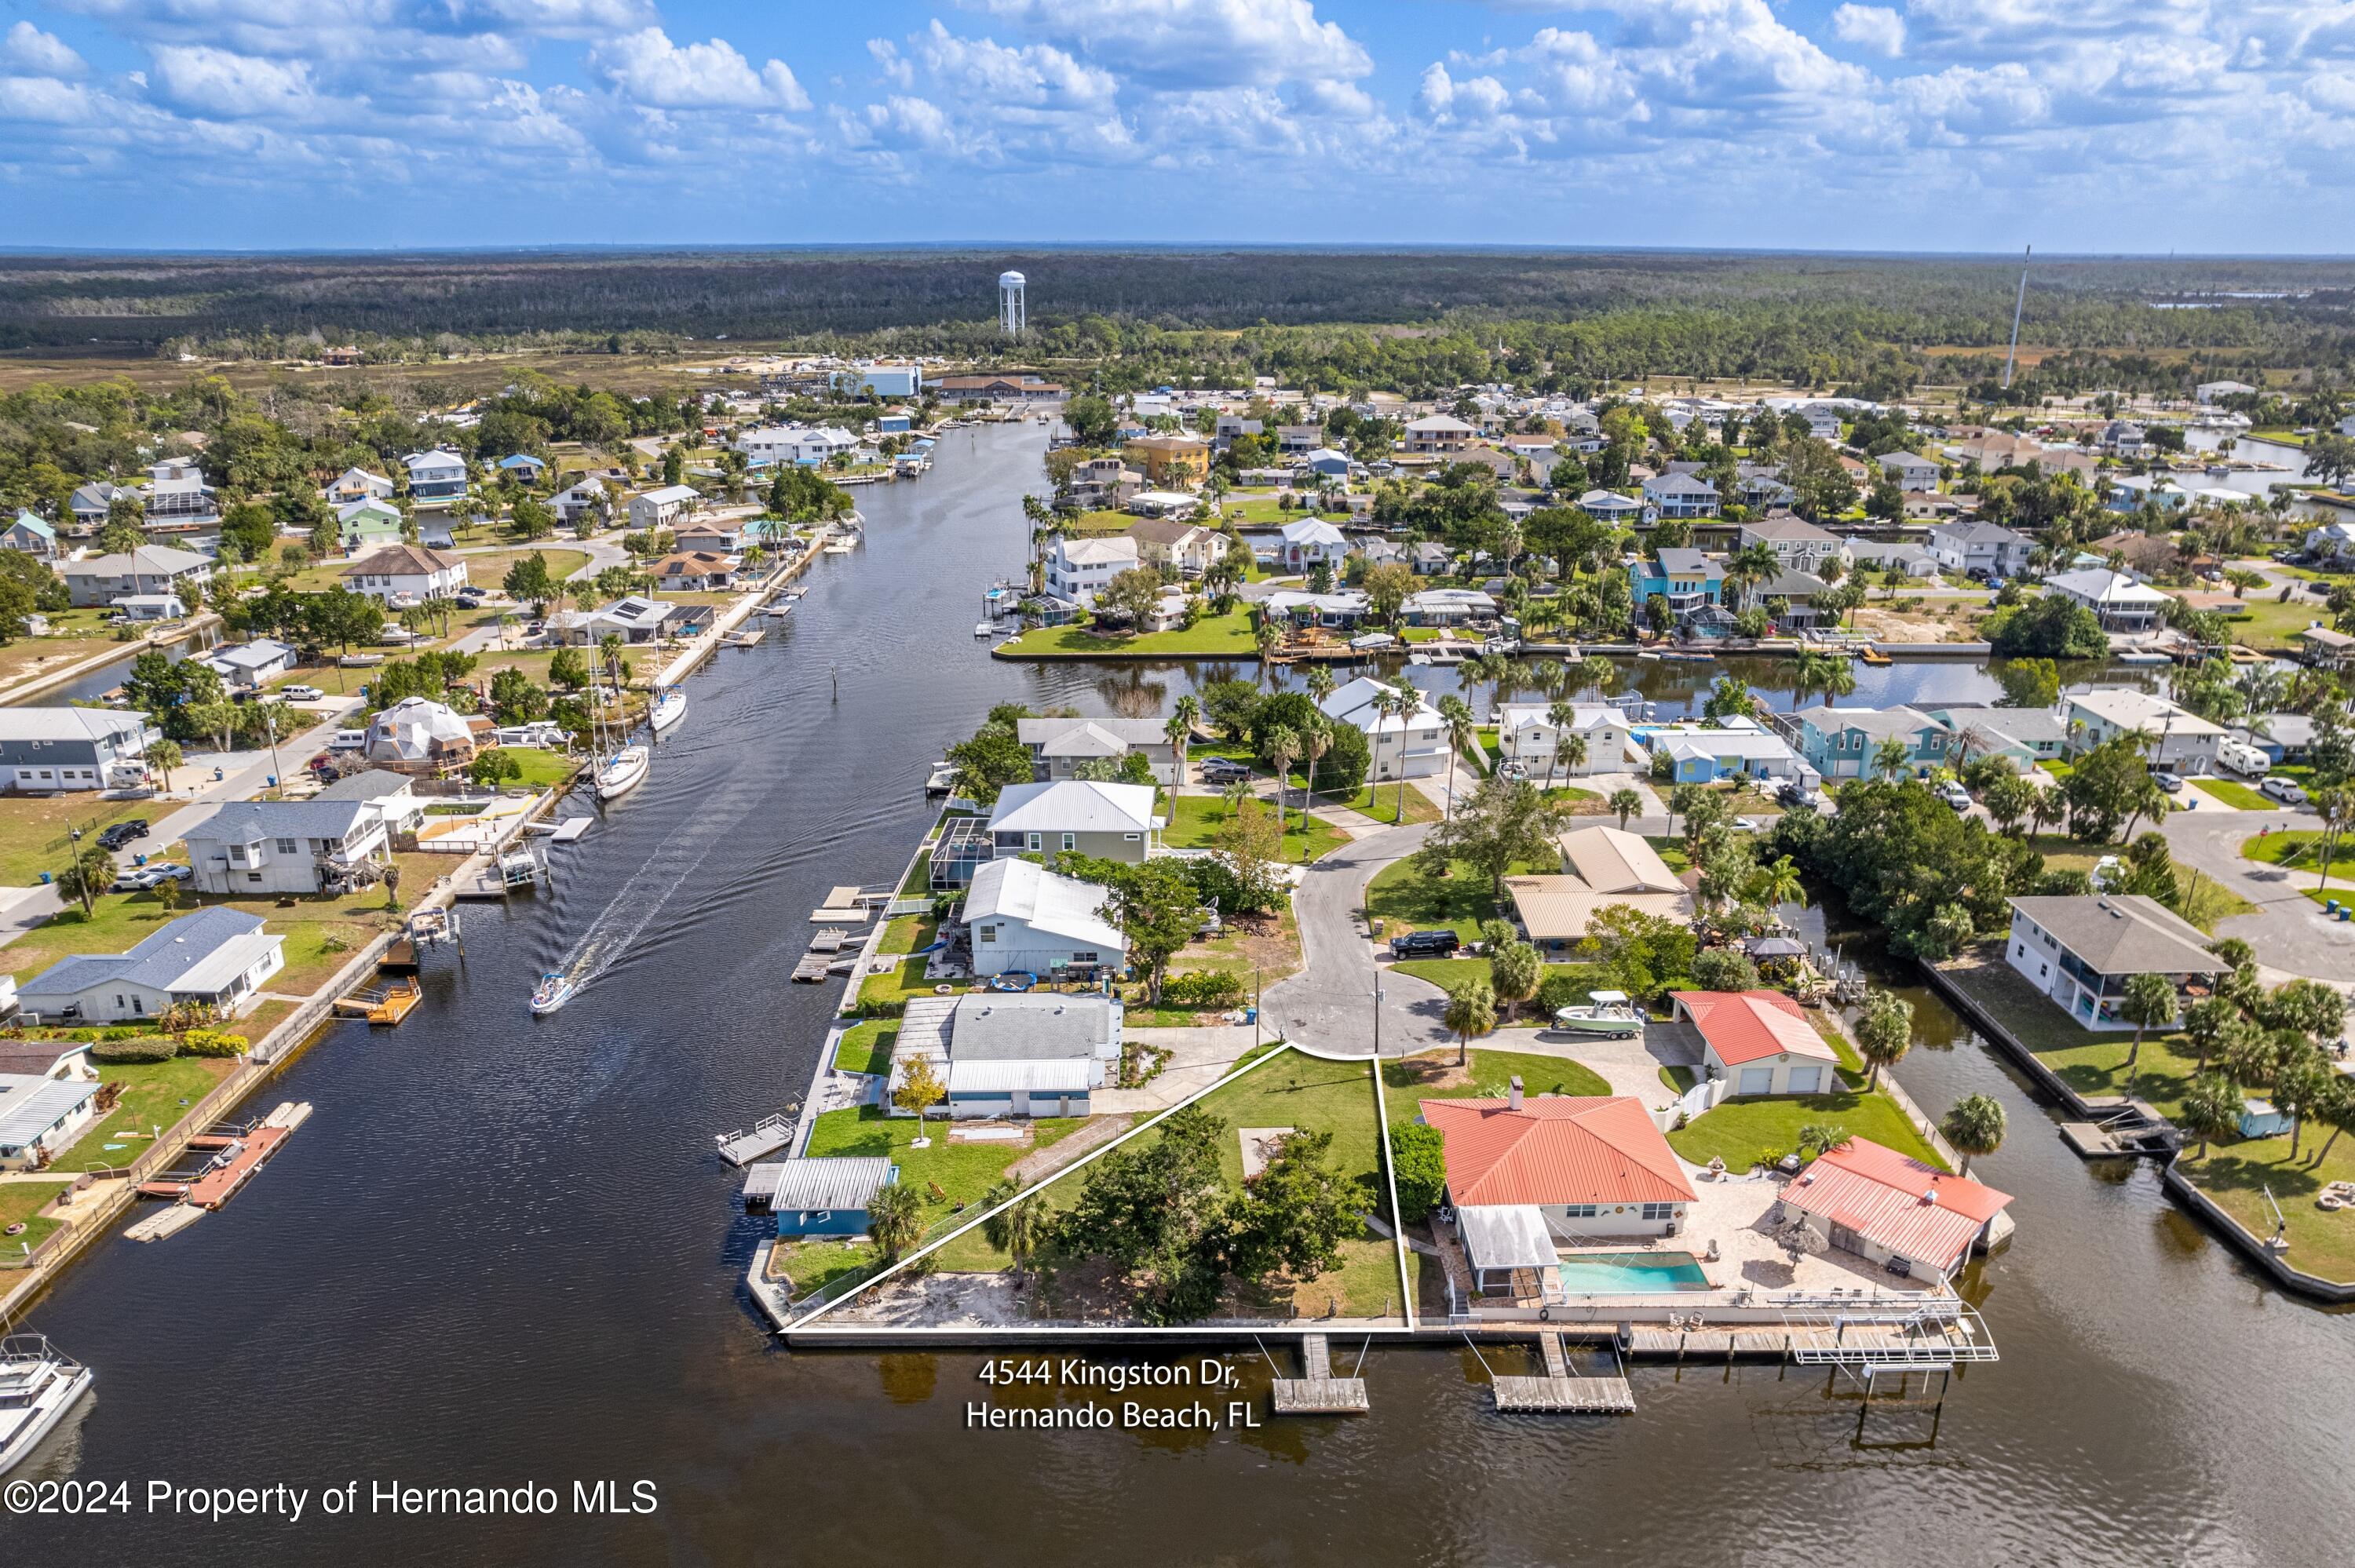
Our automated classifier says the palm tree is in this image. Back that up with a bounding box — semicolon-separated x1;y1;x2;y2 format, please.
1797;1123;1851;1159
1544;700;1579;793
2118;972;2179;1071
1462;652;1508;720
1941;1093;2008;1176
2312;786;2353;895
1853;990;1913;1088
1756;854;1806;912
1164;708;1193;812
1444;976;1497;1068
866;1180;927;1262
1304;663;1336;708
147;738;182;797
1299;717;1334;830
1435;695;1476;818
1872;736;1910;780
1387;681;1425;822
2179;1073;2241;1161
1575;655;1616;698
980;1180;1050;1282
1608;786;1642;830
1253;615;1283;683
1265;724;1302;843
1557;735;1588;800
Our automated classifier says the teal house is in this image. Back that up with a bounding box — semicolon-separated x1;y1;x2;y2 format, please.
757;1157;899;1238
1790;705;1950;780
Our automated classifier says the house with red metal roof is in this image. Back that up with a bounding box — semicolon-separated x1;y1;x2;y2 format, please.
1671;989;1842;1098
1421;1085;1697;1292
1769;1136;2012;1282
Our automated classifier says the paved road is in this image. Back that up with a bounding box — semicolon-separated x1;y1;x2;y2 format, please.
2157;801;2355;983
1261;819;1457;1056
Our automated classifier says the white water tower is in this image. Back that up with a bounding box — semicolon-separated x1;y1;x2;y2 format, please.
999;270;1026;336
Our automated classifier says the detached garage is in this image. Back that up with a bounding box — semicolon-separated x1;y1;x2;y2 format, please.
1672;989;1842;1097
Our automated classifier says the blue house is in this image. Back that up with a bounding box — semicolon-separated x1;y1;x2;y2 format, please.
758;1157;900;1238
495;454;547;482
1627;549;1725;627
4;510;57;557
1652;726;1809;786
1305;447;1353;478
1790;705;1950;781
875;413;912;433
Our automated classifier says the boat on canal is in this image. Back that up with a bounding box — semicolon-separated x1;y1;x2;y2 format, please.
596;744;649;800
530;972;575;1016
1551;990;1644;1038
0;1335;94;1477
650;687;687;734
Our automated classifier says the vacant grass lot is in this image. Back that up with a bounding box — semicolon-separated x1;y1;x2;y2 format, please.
995;608;1258;658
0;794;155;886
1383;1048;1611;1123
1185;1046;1386;1199
475;747;579;789
1366;853;1551;943
47;1054;238;1174
0;608;140;693
1163;793;1345;862
834;1021;898;1075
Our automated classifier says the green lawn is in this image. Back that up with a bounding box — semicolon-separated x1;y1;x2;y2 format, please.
0;794;156;887
1666;1086;1947;1174
1366;853;1553;944
1181;1046;1386;1198
1389;958;1609;1003
0;1180;72;1259
856;916;943;1008
2193;777;2273;810
834;1021;898;1075
1645;837;1693;874
46;1054;239;1175
1659;1064;1697;1092
476;747;579;790
2219;597;2326;651
996;607;1259;658
1383;1048;1611;1125
1162;793;1345;862
1170;903;1303;984
805;1105;1084;1209
2244;830;2355;877
1284;774;1440;825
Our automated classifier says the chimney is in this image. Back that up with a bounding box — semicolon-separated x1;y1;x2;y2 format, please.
1509;1075;1524;1111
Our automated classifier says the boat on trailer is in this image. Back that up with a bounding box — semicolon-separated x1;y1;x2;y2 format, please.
1551;990;1644;1038
0;1336;94;1477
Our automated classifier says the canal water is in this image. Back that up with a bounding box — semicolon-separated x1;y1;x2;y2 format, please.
9;424;2350;1566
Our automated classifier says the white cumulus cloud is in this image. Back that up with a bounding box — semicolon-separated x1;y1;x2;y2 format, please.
148;44;321;118
5;20;87;76
590;27;809;111
1831;4;1906;59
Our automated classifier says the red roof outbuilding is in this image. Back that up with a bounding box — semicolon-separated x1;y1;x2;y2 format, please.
1780;1136;2012;1275
1672;990;1840;1068
1420;1096;1696;1209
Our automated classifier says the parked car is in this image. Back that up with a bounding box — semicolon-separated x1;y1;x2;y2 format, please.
96;819;149;850
108;866;162;893
1197;757;1251;782
2262;775;2309;804
1389;929;1459;958
1937;782;1972;811
151;863;193;883
327;729;368;753
1775;779;1813;808
2152;770;2185;794
282;684;326;702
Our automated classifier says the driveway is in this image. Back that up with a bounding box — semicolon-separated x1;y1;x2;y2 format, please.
1261;820;1458;1056
1092;1025;1260;1114
2160;802;2355;983
1479;1019;1704;1103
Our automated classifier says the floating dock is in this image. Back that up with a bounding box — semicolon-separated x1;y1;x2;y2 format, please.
125;1205;204;1242
1269;1333;1369;1415
716;1115;794;1167
137;1122;292;1209
333;977;420;1026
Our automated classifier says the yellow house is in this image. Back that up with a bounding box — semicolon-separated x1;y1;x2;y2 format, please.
1123;437;1210;488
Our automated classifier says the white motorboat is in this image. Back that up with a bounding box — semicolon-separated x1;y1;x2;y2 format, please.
974;622;993;637
649;688;687;734
1551;990;1644;1038
0;1335;95;1477
596;744;649;800
529;972;575;1016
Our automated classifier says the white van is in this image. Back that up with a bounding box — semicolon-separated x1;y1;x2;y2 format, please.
2218;739;2272;778
327;729;368;753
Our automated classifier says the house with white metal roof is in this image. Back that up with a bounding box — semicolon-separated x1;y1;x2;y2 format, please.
59;545;212;609
962;859;1126;979
1495;704;1627;776
2059;688;2222;773
987;780;1159;863
2043;567;2170;633
1015;716;1179;783
752;1157;899;1238
0;1072;104;1169
1319;676;1447;780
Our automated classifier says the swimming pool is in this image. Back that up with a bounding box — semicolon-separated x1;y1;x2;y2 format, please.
1554;1251;1714;1294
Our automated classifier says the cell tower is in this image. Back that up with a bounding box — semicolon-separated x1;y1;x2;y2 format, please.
999;270;1027;336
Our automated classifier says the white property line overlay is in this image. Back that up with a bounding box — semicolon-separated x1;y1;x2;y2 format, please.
785;1037;1413;1333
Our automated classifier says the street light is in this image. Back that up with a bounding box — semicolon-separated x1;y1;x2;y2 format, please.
1372;981;1385;1058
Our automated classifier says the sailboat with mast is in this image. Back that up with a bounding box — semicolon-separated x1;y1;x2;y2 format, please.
590;641;649;800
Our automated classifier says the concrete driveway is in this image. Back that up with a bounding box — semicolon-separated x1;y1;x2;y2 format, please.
1480;1019;1703;1103
1261;820;1459;1056
1092;1025;1261;1114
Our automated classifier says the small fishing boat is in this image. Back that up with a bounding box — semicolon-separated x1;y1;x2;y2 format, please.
1660;651;1714;663
650;688;687;734
0;1335;93;1477
529;972;575;1016
2116;651;2171;665
596;744;649;800
974;622;993;637
1551;990;1644;1039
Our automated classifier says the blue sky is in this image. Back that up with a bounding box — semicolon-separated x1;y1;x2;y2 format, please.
2;0;2350;252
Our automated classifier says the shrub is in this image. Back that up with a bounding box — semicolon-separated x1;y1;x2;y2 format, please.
91;1037;179;1064
849;997;908;1019
1690;947;1760;992
1535;968;1598;1017
181;1028;250;1058
102;1026;141;1042
1159;970;1246;1009
1391;1122;1448;1223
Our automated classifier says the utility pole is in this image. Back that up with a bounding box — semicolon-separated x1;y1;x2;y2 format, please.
2003;246;2032;392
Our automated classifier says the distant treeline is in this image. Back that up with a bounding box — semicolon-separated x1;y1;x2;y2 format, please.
2;248;2351;393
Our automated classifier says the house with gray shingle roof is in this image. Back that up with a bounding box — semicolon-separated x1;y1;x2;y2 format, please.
16;908;285;1025
2004;895;2227;1030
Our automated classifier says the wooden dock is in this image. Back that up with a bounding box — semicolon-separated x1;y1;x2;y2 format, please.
332;977;420;1026
1269;1333;1369;1415
1489;1333;1637;1413
790;950;838;983
716;1115;794;1167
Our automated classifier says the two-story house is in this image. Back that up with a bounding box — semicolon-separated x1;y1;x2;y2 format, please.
1123;436;1211;488
2043;568;2170;633
1926;519;2034;579
323;467;394;505
987;780;1159;864
185;799;391;896
627;484;700;532
1641;473;1720;520
2059;688;2222;772
1403;414;1474;454
2005;895;2227;1030
1739;516;1842;574
1320;676;1448;780
1124;518;1221;578
1014;717;1181;784
1875;450;1943;490
401;449;469;502
1046;534;1141;610
0;706;156;792
1627;549;1725;625
1276;519;1350;571
59;545;212;609
1496;704;1627;776
1791;704;1950;779
341;544;468;604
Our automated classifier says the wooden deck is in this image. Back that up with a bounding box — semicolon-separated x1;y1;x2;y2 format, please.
1269;1333;1369;1415
1489;1334;1638;1413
